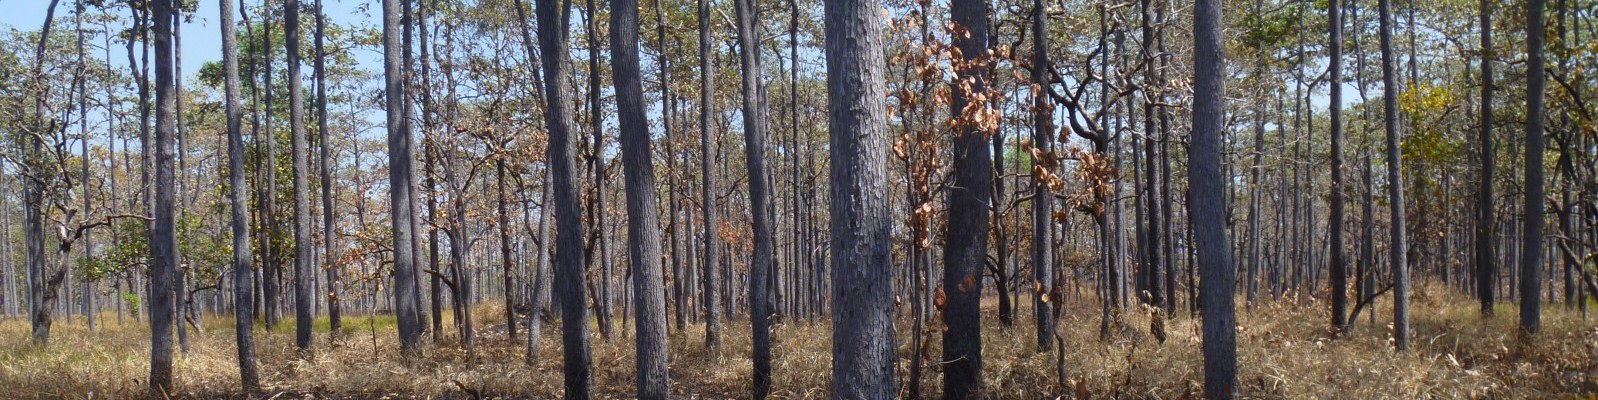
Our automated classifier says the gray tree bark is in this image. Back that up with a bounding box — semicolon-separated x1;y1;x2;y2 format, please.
382;0;423;354
732;0;775;396
1031;0;1057;351
220;0;262;390
609;0;671;396
535;0;596;395
1192;0;1238;396
315;0;341;338
1470;0;1495;315
148;0;178;393
944;0;991;395
1329;0;1349;329
697;0;722;351
285;0;315;352
1377;0;1412;350
823;0;896;395
1519;0;1547;334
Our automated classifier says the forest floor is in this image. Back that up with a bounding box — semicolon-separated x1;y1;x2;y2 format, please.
1;282;1595;399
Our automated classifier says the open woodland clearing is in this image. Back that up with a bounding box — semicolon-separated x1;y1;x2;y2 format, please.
1;0;1595;397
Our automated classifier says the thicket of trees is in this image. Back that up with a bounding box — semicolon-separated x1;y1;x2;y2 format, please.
0;0;1593;397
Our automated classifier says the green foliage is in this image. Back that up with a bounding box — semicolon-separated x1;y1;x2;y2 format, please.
120;291;141;316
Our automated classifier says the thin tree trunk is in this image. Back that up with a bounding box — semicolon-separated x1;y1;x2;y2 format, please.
697;0;721;351
1031;0;1057;350
219;0;261;389
1329;0;1349;329
284;0;315;352
1377;0;1412;350
315;0;341;338
1475;0;1496;316
733;0;775;395
1519;0;1548;334
535;0;596;394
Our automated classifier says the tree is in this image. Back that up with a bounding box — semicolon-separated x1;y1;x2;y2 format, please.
609;0;670;395
824;0;895;394
535;0;596;395
1328;0;1349;330
220;0;262;391
1377;0;1411;351
22;0;60;345
383;0;423;354
285;0;314;352
732;0;775;395
148;0;179;393
1475;0;1494;316
1519;0;1547;335
315;0;341;339
1031;0;1057;351
696;0;721;351
944;0;992;395
1192;0;1237;396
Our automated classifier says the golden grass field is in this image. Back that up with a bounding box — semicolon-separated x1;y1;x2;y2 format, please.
1;282;1594;399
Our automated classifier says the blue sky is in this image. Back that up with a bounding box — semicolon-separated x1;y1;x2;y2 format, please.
1;0;385;88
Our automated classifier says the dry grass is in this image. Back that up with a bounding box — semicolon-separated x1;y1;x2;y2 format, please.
1;282;1594;399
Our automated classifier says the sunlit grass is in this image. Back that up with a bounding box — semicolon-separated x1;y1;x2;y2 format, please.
0;282;1593;398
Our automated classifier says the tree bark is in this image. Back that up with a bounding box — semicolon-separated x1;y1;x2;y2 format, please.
219;0;262;390
383;0;423;354
1329;0;1349;329
285;0;315;352
1519;0;1548;334
1193;0;1238;396
944;0;991;395
733;0;776;396
697;0;722;351
823;0;896;395
535;0;596;394
148;0;178;393
1470;0;1495;315
315;0;341;338
1377;0;1412;350
1031;0;1057;351
609;0;671;396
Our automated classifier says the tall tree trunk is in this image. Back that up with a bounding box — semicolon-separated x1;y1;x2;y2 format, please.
733;0;775;395
582;0;614;341
1030;0;1057;351
148;0;178;393
219;0;262;390
1377;0;1412;350
382;0;423;354
315;0;341;338
655;0;685;334
24;0;62;347
1328;0;1349;329
944;0;991;395
609;0;671;396
260;0;281;329
697;0;722;351
824;0;895;394
535;0;596;394
1519;0;1548;334
1475;0;1495;316
285;0;315;352
498;161;518;340
1193;0;1238;396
